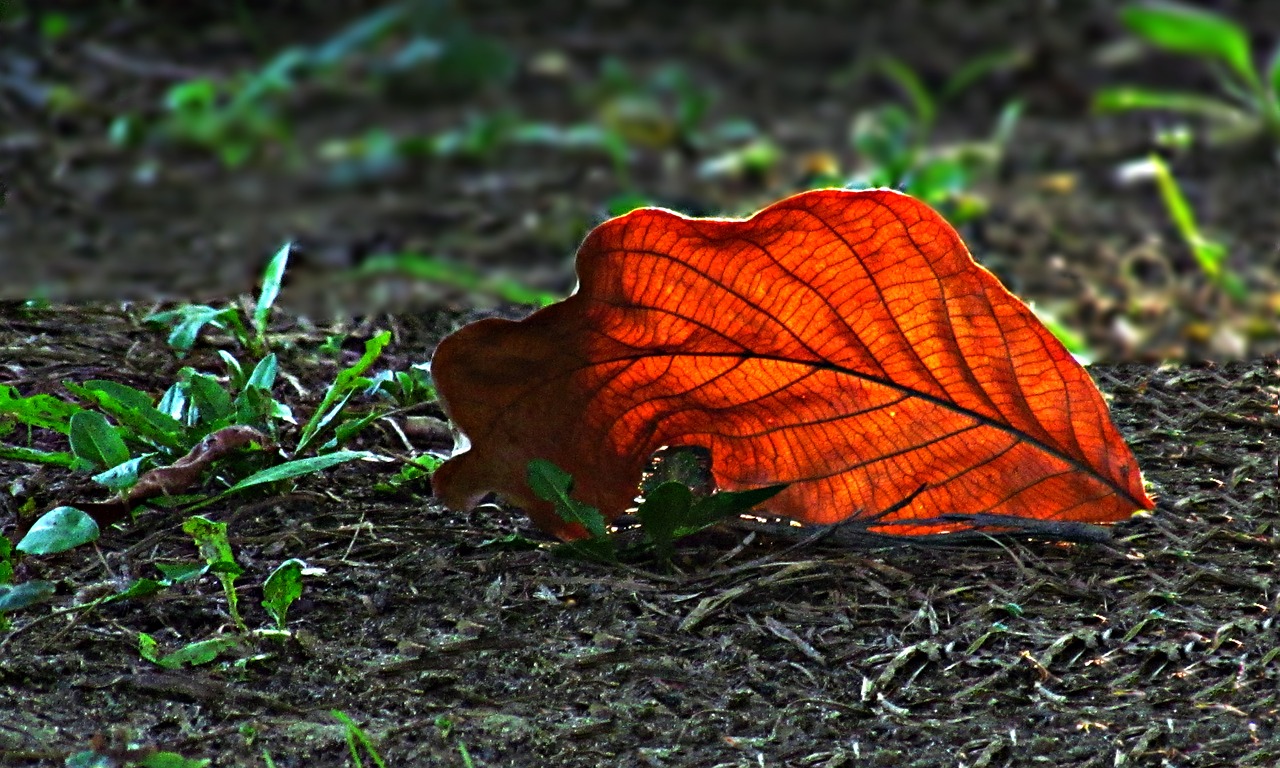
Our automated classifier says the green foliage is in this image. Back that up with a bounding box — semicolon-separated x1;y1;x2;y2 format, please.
528;458;786;568
333;711;389;768
219;450;376;498
146;242;290;357
67;746;210;768
527;458;616;562
1143;154;1244;300
4;250;403;566
357;253;560;308
112;2;513;167
0;579;55;631
183;515;247;632
847;56;1022;224
261;558;305;631
638;481;786;567
138;632;241;670
1095;2;1280;147
367;363;437;408
296;331;393;453
131;521;311;670
16;506;99;555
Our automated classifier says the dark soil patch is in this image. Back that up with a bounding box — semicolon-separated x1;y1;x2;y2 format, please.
3;305;1278;766
4;2;1280;766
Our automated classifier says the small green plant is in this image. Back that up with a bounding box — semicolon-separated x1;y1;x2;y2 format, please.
356;252;560;308
66;742;210;768
111;2;513;167
1095;2;1280;148
135;518;310;669
145;241;290;357
333;711;389;768
0;532;55;631
527;458;786;568
846;56;1022;224
3;247;392;555
1141;154;1243;300
434;716;475;768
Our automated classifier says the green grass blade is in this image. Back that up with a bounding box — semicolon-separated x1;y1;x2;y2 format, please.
1121;3;1259;92
0;384;81;433
0;445;79;468
296;331;391;453
1093;87;1254;123
222;450;374;495
253;242;291;341
874;56;935;127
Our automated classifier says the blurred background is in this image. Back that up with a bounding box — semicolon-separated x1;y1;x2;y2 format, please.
2;0;1278;361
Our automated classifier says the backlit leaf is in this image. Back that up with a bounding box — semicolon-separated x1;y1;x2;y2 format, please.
432;189;1154;539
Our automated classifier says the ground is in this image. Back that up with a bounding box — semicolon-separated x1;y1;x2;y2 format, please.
2;2;1279;766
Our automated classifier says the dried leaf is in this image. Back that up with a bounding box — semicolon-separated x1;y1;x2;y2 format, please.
432;189;1154;539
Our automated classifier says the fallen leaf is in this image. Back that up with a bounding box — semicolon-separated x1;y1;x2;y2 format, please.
432;189;1154;539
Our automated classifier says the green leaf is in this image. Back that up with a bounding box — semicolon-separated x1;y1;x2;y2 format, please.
1121;3;1260;93
0;384;81;433
64;380;188;451
684;484;789;534
108;578;166;602
245;354;279;391
222;450;375;495
17;506;100;554
156;561;210;583
0;580;55;613
1267;43;1280;135
1093;86;1255;123
0;536;12;584
158;382;186;421
254;242;291;340
184;370;235;426
139;751;212;768
146;305;235;354
68;411;130;470
358;253;560;308
182;515;243;630
0;445;79;468
526;459;608;539
297;331;391;453
92;455;148;492
141;633;240;669
138;631;161;662
636;481;693;565
219;351;246;390
262;558;305;630
183;515;235;567
874;56;936;127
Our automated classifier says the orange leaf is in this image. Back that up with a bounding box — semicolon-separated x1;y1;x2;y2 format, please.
432;189;1154;539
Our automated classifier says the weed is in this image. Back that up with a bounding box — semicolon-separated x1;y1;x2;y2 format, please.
134;518;313;669
846;56;1022;224
3;246;394;558
435;716;475;768
333;711;389;768
145;241;290;358
111;1;513;167
1129;154;1243;300
356;252;560;308
1095;2;1280;149
527;457;785;569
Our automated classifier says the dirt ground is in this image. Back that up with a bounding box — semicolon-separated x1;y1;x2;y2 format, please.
3;2;1280;766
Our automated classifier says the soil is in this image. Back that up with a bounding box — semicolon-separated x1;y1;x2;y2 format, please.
3;2;1280;766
